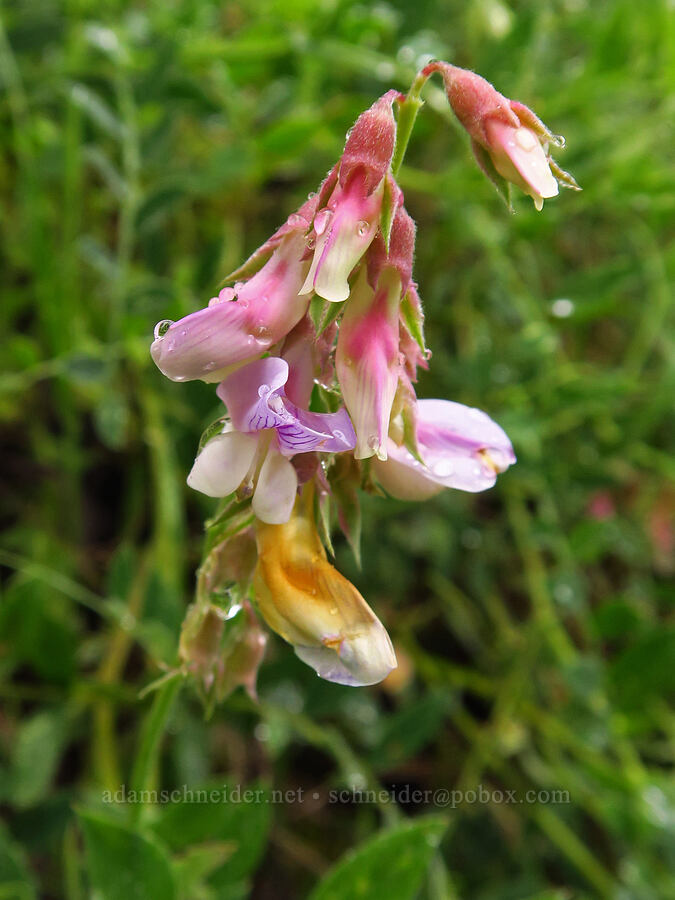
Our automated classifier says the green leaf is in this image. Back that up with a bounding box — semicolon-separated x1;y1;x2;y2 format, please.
309;295;344;338
78;810;176;900
10;711;67;809
380;175;396;253
151;779;271;889
470;139;512;209
0;823;37;900
309;817;447;900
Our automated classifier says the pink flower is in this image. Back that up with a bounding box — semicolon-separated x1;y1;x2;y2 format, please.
336;267;401;460
151;228;311;383
187;357;355;523
300;92;398;303
372;399;516;500
335;202;416;460
433;63;578;209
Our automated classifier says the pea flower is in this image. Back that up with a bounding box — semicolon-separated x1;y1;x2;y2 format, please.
335;200;416;460
151;222;312;383
372;398;516;500
254;494;396;686
433;63;579;209
187;357;356;523
300;91;398;303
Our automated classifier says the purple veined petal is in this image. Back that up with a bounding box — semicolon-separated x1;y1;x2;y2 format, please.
374;398;516;498
187;431;259;498
218;357;291;433
417;399;516;461
275;405;356;457
251;450;298;524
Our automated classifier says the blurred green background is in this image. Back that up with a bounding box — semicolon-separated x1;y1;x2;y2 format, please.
1;1;674;898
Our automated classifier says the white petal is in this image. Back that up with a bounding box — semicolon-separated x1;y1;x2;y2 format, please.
294;620;397;687
187;432;258;497
252;451;298;524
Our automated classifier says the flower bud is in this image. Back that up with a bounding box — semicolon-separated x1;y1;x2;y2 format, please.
336;266;401;459
436;63;578;209
254;495;396;686
339;90;399;195
151;231;310;382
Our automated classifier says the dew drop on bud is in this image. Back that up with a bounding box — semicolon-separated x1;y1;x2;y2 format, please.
154;319;174;340
314;209;331;236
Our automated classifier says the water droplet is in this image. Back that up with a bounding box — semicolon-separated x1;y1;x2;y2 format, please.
329;607;338;616
306;236;316;250
314;209;331;236
356;220;370;237
367;436;380;451
307;191;316;199
258;383;270;397
251;324;271;342
551;298;574;318
287;213;303;227
432;459;454;477
333;429;345;442
153;319;173;340
550;132;566;149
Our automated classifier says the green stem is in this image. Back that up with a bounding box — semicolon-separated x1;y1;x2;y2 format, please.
129;677;182;823
391;69;431;179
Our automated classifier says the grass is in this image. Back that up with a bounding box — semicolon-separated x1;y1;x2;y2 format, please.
0;0;673;898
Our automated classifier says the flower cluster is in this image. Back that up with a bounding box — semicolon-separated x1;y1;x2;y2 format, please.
151;63;576;693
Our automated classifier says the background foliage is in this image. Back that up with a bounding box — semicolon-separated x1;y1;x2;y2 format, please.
1;0;674;898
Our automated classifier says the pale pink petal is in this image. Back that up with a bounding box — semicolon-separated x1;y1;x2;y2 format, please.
252;451;298;524
151;233;310;382
187;431;258;498
484;120;558;207
336;267;400;460
300;175;383;303
374;398;515;498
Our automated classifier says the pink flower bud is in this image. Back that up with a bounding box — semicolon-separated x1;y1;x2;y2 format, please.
300;171;384;303
367;201;416;295
336;266;401;460
151;230;310;382
339;90;398;195
436;63;578;209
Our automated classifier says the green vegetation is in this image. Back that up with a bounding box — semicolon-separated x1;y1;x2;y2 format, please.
1;1;673;897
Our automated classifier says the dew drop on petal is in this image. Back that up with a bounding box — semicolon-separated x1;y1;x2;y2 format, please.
356;220;370;237
153;319;174;340
432;459;454;477
314;209;331;236
258;383;270;397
